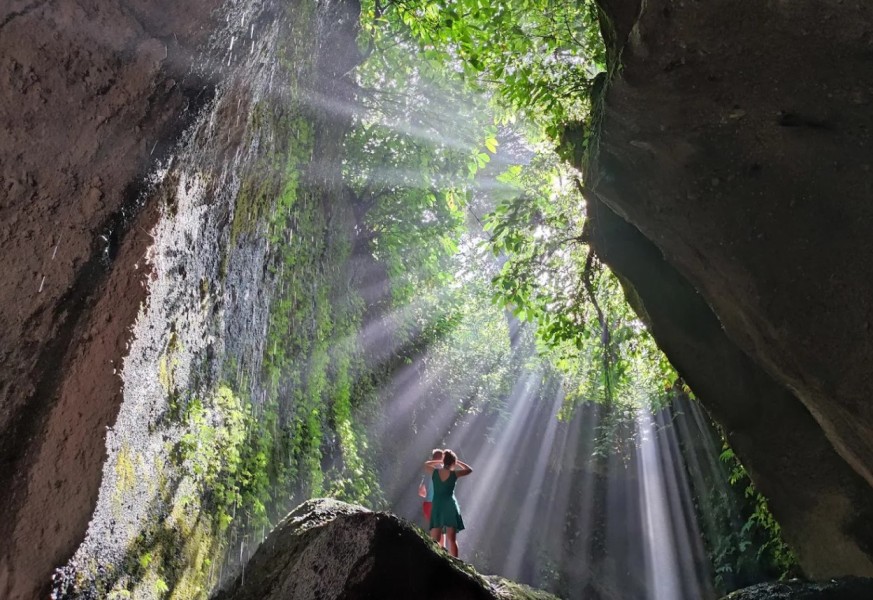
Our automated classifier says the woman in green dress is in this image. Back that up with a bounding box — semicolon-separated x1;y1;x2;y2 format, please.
423;449;473;557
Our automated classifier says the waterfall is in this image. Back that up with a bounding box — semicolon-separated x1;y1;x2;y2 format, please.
52;0;361;596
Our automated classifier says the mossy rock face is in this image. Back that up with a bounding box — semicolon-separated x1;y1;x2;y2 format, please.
212;498;559;600
721;577;873;600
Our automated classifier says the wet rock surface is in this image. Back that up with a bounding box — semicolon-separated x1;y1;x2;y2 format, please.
212;498;558;600
583;0;873;578
45;0;366;597
1;0;363;596
0;0;221;597
720;577;873;600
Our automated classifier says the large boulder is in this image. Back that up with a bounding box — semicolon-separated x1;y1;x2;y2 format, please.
579;0;873;578
212;499;558;600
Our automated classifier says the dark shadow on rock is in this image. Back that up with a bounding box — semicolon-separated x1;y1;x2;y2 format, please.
577;0;873;580
720;577;873;600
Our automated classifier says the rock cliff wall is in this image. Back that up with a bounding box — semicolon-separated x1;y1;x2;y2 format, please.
582;0;873;578
0;0;221;596
1;0;363;597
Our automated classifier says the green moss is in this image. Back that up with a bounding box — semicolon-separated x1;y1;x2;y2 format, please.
110;414;247;598
113;444;142;516
229;109;314;244
176;386;249;529
228;0;317;245
115;444;137;493
158;332;182;398
120;514;221;600
487;577;562;600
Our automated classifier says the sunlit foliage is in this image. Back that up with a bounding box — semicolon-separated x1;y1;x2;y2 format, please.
717;445;799;582
357;0;674;418
357;0;797;590
482;151;678;416
360;0;605;135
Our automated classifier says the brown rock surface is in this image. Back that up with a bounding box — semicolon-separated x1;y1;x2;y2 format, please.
582;191;873;578
583;0;873;578
0;0;221;597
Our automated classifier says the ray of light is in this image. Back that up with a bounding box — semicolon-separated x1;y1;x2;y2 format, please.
442;371;547;557
636;407;685;600
653;407;714;599
501;385;564;577
635;404;717;600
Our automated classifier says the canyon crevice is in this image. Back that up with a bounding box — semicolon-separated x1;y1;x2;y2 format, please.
4;0;873;596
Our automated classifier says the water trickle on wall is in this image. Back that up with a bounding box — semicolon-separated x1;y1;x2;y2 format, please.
52;0;372;597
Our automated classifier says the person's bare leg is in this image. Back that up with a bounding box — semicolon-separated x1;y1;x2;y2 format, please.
430;527;444;547
445;527;458;557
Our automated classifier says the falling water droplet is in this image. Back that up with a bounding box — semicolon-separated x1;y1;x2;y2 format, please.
227;36;236;66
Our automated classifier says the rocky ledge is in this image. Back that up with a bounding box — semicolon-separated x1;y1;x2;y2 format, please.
721;577;873;600
212;498;557;600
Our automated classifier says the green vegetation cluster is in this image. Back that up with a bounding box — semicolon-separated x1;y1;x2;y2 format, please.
358;0;801;593
361;0;605;136
712;445;799;586
484;155;676;415
356;0;674;420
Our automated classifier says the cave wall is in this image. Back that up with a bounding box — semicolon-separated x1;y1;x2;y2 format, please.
0;0;366;598
0;0;221;597
583;0;873;578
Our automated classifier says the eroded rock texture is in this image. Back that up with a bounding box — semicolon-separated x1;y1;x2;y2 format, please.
0;0;221;597
584;0;873;578
213;499;558;600
3;0;371;595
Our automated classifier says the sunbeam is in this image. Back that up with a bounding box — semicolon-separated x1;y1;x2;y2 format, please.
501;386;564;578
8;0;836;597
636;408;685;600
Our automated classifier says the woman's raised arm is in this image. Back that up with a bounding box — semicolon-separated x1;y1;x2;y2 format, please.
423;459;443;472
455;460;473;477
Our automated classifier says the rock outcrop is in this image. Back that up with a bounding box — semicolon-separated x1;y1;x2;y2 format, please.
720;578;873;600
213;499;558;600
582;0;873;578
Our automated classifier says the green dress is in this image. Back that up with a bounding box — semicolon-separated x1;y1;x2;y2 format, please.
429;470;465;531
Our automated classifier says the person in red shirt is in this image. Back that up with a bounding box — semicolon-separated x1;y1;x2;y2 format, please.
419;448;443;524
